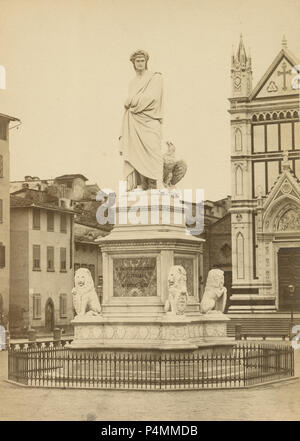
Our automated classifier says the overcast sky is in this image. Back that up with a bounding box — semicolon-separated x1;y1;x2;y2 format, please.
1;0;300;200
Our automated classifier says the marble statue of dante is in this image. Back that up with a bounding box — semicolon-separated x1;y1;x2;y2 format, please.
119;50;164;190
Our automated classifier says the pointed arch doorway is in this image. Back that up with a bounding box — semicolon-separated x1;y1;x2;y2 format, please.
45;298;55;332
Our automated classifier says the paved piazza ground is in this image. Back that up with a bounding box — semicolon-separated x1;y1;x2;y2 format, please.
0;343;300;421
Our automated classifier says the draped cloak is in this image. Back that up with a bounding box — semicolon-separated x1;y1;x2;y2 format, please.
120;71;163;184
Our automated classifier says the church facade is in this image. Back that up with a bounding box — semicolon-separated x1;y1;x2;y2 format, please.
229;36;300;315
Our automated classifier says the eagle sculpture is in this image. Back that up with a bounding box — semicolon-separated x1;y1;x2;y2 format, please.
163;142;187;188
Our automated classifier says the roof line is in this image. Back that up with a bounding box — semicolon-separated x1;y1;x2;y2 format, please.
11;200;75;214
0;112;20;122
250;47;300;100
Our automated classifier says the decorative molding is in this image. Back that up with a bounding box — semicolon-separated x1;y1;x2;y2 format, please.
233;161;248;171
281;179;293;194
235;166;244;196
267;81;278;93
236;213;243;222
74;322;227;343
276;207;300;231
236;232;245;279
234;128;243;151
252;110;299;122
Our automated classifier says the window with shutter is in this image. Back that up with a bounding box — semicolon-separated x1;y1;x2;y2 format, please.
33;294;41;319
59;294;67;318
60;214;67;233
70;217;73;269
0;120;7;140
0;244;5;268
60;247;67;271
33;245;41;270
47;211;54;232
47;246;54;271
33;209;40;230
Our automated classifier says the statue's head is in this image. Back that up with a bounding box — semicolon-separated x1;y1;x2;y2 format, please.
206;269;224;289
74;267;94;292
130;49;149;72
168;265;187;291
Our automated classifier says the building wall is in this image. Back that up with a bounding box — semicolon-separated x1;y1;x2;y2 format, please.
74;241;103;302
201;233;210;297
74;222;105;299
201;201;232;299
202;215;232;308
28;209;74;331
71;177;86;200
10;207;74;334
0;119;10;326
208;215;232;270
10;208;29;330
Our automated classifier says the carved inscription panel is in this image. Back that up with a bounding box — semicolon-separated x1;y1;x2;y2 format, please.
113;257;157;297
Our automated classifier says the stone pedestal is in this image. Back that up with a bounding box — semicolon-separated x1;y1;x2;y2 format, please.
70;190;233;352
71;313;230;350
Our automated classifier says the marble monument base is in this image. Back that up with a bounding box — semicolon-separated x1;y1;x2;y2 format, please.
69;313;233;352
69;190;233;354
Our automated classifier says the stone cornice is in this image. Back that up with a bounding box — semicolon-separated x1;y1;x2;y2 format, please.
99;239;203;252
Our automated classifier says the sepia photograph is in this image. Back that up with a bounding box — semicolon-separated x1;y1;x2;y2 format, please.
0;0;300;426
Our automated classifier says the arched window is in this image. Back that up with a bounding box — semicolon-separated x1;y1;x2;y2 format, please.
258;114;264;121
252;115;257;122
235;166;243;196
279;112;285;120
236;232;245;279
235;128;242;151
266;113;271;120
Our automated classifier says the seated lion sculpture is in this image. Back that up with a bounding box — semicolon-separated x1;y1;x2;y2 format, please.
200;269;227;314
72;268;101;317
164;265;188;315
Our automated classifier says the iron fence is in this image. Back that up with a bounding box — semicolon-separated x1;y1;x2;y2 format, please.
8;342;294;390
